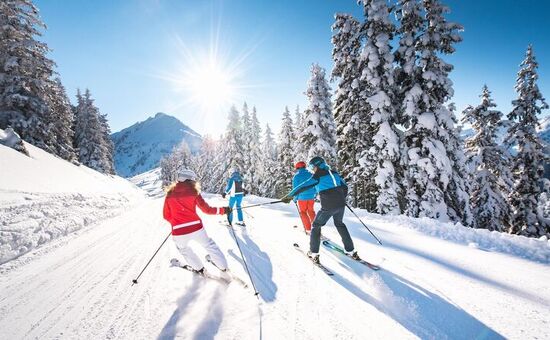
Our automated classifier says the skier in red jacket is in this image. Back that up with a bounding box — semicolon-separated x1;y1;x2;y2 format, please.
163;169;231;275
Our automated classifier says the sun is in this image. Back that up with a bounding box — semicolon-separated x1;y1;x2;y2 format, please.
151;17;264;134
185;59;235;112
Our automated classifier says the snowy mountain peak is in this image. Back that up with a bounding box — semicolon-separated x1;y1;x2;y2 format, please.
111;113;202;177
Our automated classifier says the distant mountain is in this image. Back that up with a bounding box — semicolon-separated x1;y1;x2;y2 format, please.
111;113;202;177
537;116;550;145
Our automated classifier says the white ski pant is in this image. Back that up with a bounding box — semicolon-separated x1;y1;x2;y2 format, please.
172;228;228;271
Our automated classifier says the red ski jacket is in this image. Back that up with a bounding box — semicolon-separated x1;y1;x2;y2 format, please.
163;182;226;236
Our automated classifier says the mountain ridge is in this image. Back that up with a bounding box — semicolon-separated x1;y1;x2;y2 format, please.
111;112;202;177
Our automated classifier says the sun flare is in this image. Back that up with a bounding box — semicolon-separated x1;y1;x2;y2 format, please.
185;60;235;112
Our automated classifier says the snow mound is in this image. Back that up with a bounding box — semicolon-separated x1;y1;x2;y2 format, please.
0;141;144;265
0;127;28;155
359;211;550;264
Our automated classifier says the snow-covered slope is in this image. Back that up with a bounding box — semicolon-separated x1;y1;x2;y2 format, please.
129;167;164;198
111;113;202;178
537;115;550;144
1;193;549;339
0;141;144;266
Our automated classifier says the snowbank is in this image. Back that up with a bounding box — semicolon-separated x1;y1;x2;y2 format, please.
0;141;144;264
0;127;28;155
354;211;550;264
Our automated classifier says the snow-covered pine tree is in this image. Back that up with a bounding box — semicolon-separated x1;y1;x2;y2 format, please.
300;63;337;164
193;135;220;192
247;106;263;194
241;102;252;176
394;0;423;213
98;113;115;174
275;107;295;197
259;123;278;198
294;105;302;134
223;105;245;177
73;89;112;174
444;103;473;226
240;102;263;194
293;105;305;162
401;0;464;221
357;0;401;215
462;86;512;231
394;0;423;125
331;13;368;208
160;141;193;187
47;78;77;162
506;45;550;237
0;0;56;152
212;133;231;193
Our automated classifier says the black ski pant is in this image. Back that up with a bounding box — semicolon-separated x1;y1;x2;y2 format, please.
310;206;354;254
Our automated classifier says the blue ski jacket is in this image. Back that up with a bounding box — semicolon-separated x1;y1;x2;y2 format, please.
287;162;347;210
292;168;317;201
225;172;244;197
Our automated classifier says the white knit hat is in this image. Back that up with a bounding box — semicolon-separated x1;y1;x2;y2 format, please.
177;168;197;182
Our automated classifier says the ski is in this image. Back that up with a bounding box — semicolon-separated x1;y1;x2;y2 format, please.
205;255;249;288
321;239;380;270
170;258;230;284
293;243;334;276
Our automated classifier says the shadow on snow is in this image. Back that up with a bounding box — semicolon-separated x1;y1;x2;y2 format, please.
325;251;505;339
158;277;225;340
228;226;278;303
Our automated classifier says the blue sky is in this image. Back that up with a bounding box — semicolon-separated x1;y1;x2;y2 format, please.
35;0;549;136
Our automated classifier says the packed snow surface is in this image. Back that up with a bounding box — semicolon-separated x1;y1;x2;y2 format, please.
0;142;143;265
1;187;549;339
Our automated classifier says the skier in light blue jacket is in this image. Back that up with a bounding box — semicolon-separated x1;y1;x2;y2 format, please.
223;171;246;226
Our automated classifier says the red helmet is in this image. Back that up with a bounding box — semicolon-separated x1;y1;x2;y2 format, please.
295;161;306;169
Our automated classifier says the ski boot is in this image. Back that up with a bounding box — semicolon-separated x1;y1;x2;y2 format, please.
307;251;320;264
346;250;361;261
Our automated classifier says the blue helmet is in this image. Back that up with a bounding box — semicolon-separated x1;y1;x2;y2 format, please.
308;156;327;171
309;156;325;167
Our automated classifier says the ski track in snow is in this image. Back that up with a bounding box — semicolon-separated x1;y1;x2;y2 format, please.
1;196;549;339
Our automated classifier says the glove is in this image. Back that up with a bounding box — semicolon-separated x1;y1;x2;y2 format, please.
222;193;226;199
243;189;249;196
281;196;292;204
225;206;232;215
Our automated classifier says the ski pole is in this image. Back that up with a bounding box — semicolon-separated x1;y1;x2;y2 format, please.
239;200;284;210
345;203;382;245
132;231;171;285
226;213;261;299
293;201;308;235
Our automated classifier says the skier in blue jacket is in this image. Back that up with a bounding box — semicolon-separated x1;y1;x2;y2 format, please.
292;161;317;234
282;156;358;264
223;170;246;226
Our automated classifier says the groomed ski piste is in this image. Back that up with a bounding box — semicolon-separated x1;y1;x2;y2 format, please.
1;142;550;340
